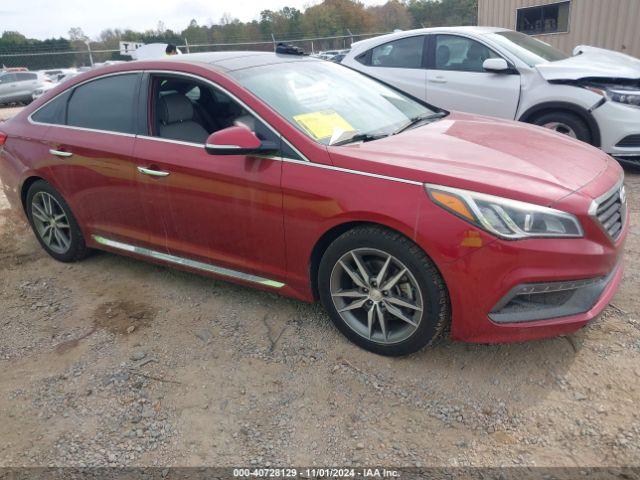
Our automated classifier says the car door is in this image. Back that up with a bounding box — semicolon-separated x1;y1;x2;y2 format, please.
425;34;521;119
132;73;286;283
15;72;39;101
0;73;18;103
39;72;152;246
352;35;427;100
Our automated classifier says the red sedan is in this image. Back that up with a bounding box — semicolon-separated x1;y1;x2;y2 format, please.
0;51;628;356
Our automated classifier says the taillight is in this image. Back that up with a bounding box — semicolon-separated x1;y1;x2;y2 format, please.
0;131;7;146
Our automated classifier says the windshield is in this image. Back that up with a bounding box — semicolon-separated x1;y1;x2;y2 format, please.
231;60;436;145
488;31;569;67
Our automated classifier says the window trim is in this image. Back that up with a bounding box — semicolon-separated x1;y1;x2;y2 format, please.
365;34;428;69
28;69;310;162
426;33;517;74
515;0;571;36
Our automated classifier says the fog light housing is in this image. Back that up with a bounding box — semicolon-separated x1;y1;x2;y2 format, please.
489;268;617;324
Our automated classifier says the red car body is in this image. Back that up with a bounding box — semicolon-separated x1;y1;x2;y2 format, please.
0;53;628;344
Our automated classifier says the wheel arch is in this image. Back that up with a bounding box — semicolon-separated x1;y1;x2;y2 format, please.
518;101;601;147
20;175;46;212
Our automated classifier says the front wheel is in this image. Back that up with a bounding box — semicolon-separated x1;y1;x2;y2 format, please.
531;111;592;144
318;226;450;356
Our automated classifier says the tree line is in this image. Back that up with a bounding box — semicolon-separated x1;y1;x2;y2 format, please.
1;0;477;70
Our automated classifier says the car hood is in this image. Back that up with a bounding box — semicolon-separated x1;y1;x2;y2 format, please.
536;45;640;81
327;113;611;206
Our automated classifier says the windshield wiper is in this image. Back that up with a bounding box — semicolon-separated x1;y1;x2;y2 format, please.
393;111;448;135
330;132;388;146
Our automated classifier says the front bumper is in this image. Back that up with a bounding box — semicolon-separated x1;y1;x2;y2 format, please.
438;209;628;344
592;101;640;164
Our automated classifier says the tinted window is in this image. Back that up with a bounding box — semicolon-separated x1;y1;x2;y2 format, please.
516;1;570;35
16;72;37;81
370;36;424;69
67;74;139;134
434;35;500;72
31;90;71;125
0;73;16;84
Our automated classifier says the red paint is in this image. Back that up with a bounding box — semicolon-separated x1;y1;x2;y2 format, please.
0;58;628;344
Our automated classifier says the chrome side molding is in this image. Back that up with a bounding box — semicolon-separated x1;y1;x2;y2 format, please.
92;235;285;288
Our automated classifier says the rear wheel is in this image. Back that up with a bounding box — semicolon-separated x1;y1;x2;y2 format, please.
531;111;592;144
26;180;88;262
318;226;450;356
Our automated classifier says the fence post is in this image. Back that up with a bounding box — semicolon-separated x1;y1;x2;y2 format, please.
271;33;277;51
184;38;190;53
84;40;94;67
346;28;354;47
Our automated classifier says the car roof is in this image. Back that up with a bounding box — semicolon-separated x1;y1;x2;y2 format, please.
351;26;510;49
152;51;318;72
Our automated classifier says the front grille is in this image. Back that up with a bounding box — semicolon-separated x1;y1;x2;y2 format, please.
593;183;626;241
616;134;640;148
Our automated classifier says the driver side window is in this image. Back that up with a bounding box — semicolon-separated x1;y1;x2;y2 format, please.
148;75;277;147
433;35;500;73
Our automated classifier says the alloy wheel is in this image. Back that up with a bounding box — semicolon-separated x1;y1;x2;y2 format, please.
542;121;578;139
329;248;424;345
31;191;72;254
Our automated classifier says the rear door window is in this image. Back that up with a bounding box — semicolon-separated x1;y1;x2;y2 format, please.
370;36;425;69
16;72;37;81
67;73;140;134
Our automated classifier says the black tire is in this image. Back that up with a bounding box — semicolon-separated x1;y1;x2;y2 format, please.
318;226;450;356
26;180;88;262
530;111;592;144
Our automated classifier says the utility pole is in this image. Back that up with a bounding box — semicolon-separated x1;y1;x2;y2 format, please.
84;40;94;67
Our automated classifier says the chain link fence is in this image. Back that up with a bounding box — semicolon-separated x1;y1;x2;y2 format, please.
0;31;389;71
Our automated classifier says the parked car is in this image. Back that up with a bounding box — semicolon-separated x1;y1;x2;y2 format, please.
342;26;640;166
0;71;50;105
0;52;627;355
32;72;79;100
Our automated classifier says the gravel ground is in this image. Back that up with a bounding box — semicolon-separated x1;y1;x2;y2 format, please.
0;105;639;468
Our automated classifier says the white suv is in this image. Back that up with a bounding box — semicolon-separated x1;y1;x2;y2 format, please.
342;26;640;166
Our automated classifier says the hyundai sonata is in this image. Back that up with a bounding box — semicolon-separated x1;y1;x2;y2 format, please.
0;51;628;355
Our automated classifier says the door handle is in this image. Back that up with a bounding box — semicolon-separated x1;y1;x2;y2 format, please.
137;166;170;177
49;149;73;157
428;76;447;84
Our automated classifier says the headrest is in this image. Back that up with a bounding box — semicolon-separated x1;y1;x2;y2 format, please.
467;43;485;60
159;93;194;124
436;45;450;65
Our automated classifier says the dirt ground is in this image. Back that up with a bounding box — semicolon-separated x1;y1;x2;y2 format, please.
1;106;639;469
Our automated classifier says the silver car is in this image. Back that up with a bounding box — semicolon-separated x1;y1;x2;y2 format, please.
0;71;49;105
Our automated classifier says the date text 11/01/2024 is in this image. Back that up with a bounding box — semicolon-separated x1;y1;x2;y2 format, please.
233;468;401;477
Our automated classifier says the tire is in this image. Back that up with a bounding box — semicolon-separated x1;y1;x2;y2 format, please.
26;180;88;262
318;226;450;356
530;111;592;144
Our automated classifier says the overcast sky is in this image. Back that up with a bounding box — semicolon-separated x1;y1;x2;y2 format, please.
3;0;387;40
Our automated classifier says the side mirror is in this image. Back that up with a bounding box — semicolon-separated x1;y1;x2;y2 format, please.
204;126;278;156
483;58;510;73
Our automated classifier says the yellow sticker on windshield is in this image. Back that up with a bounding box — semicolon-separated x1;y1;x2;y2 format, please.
293;110;355;140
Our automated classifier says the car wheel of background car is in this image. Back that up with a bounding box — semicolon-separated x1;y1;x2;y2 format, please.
26;180;88;262
318;226;450;356
531;111;592;144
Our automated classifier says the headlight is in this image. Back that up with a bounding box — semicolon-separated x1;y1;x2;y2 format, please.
425;184;583;239
586;85;640;108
